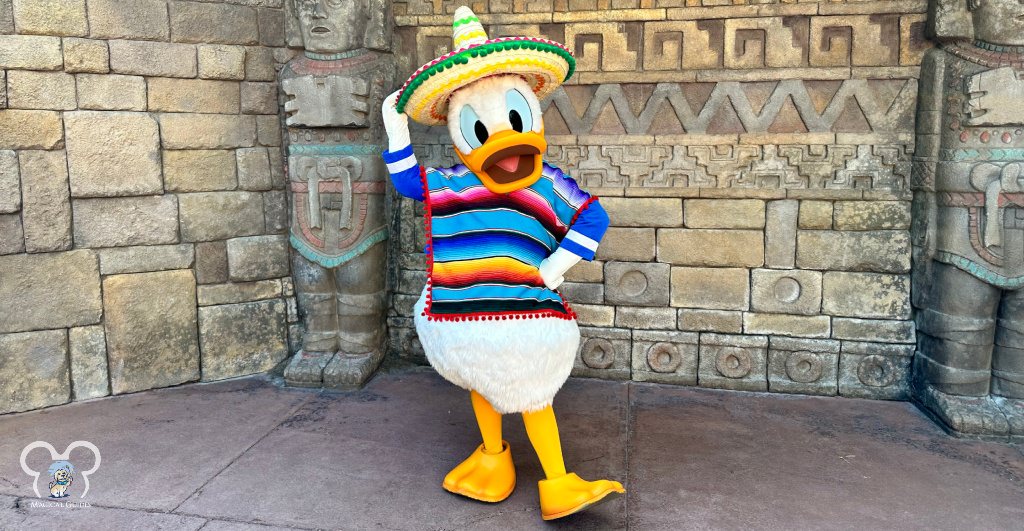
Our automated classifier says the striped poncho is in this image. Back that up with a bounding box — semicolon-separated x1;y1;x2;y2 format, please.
383;144;609;321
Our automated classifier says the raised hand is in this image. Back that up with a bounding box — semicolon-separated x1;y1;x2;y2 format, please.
381;90;411;151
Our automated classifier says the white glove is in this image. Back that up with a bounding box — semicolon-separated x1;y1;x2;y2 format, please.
382;90;411;152
538;247;582;290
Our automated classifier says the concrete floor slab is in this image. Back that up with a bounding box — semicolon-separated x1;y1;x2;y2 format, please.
0;368;1020;530
626;383;1024;529
0;499;207;530
0;378;310;511
199;520;301;530
175;369;628;529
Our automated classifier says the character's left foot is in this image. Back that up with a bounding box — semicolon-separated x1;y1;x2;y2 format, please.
538;472;625;520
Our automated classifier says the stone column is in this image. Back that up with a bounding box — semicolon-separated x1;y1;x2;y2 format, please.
279;0;395;389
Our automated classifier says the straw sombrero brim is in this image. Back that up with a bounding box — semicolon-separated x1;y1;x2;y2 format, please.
395;37;575;126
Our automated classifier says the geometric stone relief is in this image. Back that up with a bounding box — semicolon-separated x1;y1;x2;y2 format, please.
574;326;632;380
412;142;913;194
565;22;640;72
631;330;699;385
767;337;841;396
833;145;913;193
698;333;769;391
398;11;928;71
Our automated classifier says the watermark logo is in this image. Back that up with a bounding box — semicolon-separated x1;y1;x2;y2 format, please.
20;441;101;500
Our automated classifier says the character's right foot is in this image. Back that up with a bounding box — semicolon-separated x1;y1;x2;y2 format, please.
442;441;516;503
538;473;624;520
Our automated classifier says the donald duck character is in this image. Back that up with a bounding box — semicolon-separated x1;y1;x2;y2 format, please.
380;6;624;521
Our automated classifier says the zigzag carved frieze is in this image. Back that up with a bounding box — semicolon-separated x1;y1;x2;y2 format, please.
540;80;917;135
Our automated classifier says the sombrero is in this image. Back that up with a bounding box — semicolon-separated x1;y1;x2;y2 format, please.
395;6;575;126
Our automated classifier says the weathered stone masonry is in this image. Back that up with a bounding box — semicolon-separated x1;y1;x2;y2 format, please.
0;0;297;414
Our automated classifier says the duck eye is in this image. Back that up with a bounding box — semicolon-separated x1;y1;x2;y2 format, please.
459;105;486;150
474;120;489;144
505;88;533;133
509;110;523;133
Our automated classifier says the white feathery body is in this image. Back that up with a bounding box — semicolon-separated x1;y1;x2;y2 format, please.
413;287;579;414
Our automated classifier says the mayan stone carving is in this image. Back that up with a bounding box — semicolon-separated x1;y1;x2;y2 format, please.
280;0;395;389
912;0;1024;435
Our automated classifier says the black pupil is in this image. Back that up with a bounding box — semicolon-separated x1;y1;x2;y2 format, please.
474;121;488;144
510;110;523;132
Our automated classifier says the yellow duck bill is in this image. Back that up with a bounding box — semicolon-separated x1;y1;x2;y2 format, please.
456;129;547;194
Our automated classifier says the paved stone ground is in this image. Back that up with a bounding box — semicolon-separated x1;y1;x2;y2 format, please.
0;367;1021;530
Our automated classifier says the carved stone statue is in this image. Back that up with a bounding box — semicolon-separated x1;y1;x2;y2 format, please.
912;0;1024;435
280;0;395;389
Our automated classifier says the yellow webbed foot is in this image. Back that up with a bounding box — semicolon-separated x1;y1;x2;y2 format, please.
538;472;625;520
442;441;516;503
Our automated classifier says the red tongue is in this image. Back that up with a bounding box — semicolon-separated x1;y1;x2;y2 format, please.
495;155;521;173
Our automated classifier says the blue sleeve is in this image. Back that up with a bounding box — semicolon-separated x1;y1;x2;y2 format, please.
382;144;424;202
559;199;609;261
544;163;609;261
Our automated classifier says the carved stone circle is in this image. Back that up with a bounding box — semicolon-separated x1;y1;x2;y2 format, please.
646;342;681;373
857;355;897;388
785;351;824;384
581;338;615;370
715;347;753;379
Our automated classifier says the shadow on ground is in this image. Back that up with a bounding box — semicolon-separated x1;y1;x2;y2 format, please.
0;367;1021;530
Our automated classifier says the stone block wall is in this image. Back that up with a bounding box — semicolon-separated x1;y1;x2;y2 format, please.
0;0;297;414
387;0;926;399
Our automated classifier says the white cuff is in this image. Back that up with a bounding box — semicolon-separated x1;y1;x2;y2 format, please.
386;154;417;174
564;229;599;253
538;247;581;290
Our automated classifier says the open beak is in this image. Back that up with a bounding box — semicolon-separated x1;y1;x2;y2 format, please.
456;129;547;194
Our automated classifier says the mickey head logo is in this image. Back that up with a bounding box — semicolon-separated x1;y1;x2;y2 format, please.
20;441;101;499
